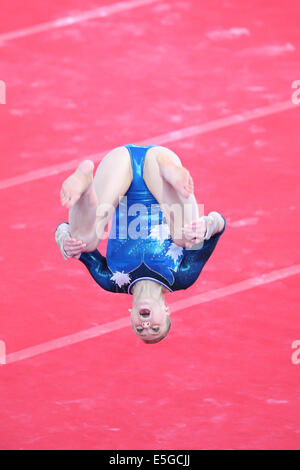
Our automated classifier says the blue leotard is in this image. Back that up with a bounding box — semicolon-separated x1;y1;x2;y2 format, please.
79;144;225;294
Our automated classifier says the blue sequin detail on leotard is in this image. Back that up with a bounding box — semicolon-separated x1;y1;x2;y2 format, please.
105;144;185;289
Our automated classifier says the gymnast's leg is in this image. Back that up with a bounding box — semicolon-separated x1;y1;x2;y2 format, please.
59;146;133;254
143;146;224;247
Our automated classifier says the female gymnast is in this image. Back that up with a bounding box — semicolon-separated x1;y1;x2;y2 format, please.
55;145;225;344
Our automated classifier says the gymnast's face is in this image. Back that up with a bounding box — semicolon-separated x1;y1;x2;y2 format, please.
130;299;170;342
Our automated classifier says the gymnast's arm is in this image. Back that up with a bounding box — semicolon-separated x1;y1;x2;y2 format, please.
55;222;120;293
79;250;124;293
172;214;226;291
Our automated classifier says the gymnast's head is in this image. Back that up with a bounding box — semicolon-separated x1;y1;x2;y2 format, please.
130;281;171;343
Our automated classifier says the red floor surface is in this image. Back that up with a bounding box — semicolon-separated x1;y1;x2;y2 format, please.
0;0;300;450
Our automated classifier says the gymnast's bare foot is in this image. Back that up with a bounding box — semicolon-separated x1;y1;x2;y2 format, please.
60;160;94;209
157;154;194;198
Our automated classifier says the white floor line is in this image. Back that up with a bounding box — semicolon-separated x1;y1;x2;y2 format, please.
0;100;297;191
0;0;160;42
4;263;300;365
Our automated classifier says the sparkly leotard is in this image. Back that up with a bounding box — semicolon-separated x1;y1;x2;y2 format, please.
79;144;225;294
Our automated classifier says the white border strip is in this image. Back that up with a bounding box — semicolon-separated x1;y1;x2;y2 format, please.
4;263;300;364
0;0;160;42
0;100;296;191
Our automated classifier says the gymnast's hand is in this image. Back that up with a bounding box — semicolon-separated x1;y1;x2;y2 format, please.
182;212;224;248
63;237;87;259
182;217;207;248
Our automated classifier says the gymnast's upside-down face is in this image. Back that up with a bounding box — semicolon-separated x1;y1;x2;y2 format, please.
130;298;170;343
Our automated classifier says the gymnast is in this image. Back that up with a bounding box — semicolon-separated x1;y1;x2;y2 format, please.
55;145;225;343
